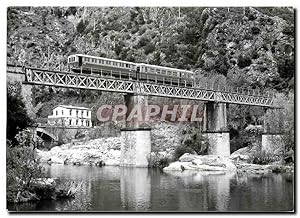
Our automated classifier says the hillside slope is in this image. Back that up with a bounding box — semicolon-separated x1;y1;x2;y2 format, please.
7;7;294;121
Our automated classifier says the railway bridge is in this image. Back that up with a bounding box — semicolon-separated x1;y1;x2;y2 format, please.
7;65;279;167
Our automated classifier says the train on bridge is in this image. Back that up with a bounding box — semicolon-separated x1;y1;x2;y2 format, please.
67;54;194;86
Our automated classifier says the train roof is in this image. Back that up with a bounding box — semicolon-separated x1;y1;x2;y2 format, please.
69;54;135;65
69;54;193;73
138;63;193;73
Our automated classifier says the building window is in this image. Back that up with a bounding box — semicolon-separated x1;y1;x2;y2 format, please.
87;121;89;126
56;110;58;116
76;119;78;125
81;111;84;117
70;110;72;116
76;110;78;117
62;110;64;115
69;120;72;125
86;111;88;116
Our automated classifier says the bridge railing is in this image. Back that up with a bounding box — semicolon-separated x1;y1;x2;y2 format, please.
8;65;275;107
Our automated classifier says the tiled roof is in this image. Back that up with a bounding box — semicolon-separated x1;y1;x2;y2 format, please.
55;105;91;110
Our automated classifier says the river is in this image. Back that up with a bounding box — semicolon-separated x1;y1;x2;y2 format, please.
8;164;294;212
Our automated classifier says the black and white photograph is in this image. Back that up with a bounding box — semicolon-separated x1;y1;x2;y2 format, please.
4;2;295;213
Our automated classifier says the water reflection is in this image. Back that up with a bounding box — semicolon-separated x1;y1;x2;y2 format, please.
120;168;151;211
7;165;294;212
159;171;236;211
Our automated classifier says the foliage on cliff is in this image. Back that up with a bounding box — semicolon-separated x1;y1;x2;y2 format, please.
7;7;294;91
7;82;33;145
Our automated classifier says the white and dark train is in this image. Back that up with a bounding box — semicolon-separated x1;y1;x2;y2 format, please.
67;54;194;86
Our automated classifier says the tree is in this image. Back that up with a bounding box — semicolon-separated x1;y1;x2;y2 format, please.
7;82;33;145
264;92;294;161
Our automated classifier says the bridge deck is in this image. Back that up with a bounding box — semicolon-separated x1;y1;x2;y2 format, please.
8;65;275;107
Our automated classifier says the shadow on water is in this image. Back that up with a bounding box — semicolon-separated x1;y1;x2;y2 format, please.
7;164;294;212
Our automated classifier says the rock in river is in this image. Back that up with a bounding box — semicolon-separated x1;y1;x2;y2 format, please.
163;153;237;172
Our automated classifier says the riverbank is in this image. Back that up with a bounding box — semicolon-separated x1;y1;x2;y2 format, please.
36;122;293;173
7;178;81;203
37;142;294;174
37;123;183;166
37;137;122;166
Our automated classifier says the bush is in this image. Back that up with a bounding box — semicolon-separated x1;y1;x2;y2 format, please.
180;126;209;156
251;26;261;35
149;152;171;169
174;145;195;160
76;19;88;34
7;130;44;203
237;54;252;68
248;150;279;165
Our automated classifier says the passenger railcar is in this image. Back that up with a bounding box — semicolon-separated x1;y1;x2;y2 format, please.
68;54;136;77
138;63;194;85
67;54;194;86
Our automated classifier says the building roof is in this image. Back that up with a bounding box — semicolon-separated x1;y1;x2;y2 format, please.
54;105;91;110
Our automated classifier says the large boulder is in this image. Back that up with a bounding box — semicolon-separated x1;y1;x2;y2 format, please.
163;153;237;172
230;144;260;163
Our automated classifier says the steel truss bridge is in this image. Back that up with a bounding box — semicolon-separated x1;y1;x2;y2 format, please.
8;65;275;107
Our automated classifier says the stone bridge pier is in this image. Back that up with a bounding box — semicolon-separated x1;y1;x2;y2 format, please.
120;93;151;167
203;102;230;157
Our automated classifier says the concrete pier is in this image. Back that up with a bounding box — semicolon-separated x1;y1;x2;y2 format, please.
203;102;230;156
120;93;151;167
205;131;230;157
120;127;151;167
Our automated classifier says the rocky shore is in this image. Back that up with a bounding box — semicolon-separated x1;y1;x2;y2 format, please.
37;122;183;166
36;123;293;174
37;137;122;166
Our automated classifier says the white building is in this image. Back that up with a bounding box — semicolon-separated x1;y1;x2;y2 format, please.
48;105;92;127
